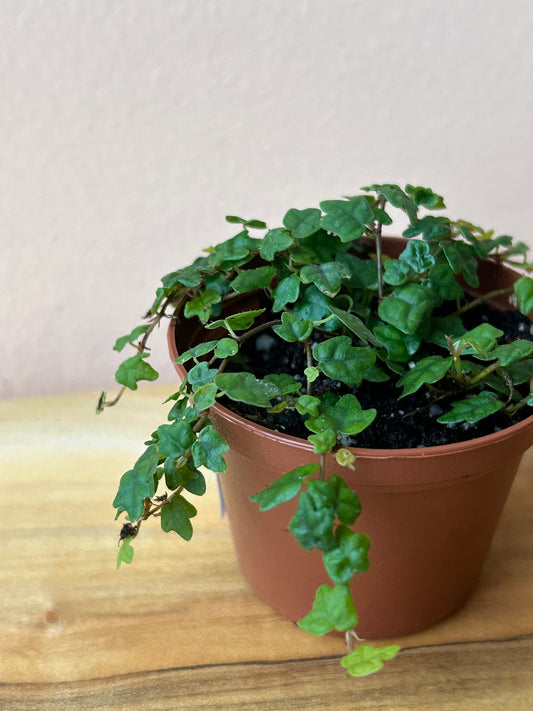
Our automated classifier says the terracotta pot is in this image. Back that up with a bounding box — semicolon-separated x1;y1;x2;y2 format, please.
168;238;533;638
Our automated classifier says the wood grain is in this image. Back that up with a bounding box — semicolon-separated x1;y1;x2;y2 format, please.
1;385;532;709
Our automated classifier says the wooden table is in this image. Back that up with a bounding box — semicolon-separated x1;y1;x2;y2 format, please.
1;385;532;710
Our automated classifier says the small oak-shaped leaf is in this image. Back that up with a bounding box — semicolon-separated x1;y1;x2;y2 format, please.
306;393;376;436
308;429;338;454
438;391;503;424
297;583;358;635
273;312;314;342
322;525;370;583
272;273;300;312
320;197;374;243
215;372;279;407
113;445;159;521
373;324;420;363
283;207;322;239
161;265;204;290
230;266;276;294
378;284;434;335
192;382;218;410
206;309;266;335
289;491;336;551
117;537;134;569
453;324;503;357
403;215;452;241
397;355;453;397
328;305;382;347
341;644;401;677
514;276;533;315
264;373;303;396
300;262;351;298
250;463;319;511
441;240;480;288
313;336;376;386
157;420;196;458
184;289;221;324
113;324;150;352
160;494;198;540
115;352;159;390
187;362;218;390
259;227;293;260
491;339;533;366
225;215;267;228
176;340;218;364
399;239;435;273
427;263;462;304
214;338;239;358
364;183;417;223
296;394;321;417
191;424;228;473
328;475;361;525
405;184;445;209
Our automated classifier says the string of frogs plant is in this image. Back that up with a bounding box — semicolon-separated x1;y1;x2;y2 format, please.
99;183;533;677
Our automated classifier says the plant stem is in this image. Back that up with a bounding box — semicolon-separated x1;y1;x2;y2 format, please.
374;197;386;300
452;287;514;317
304;340;313;395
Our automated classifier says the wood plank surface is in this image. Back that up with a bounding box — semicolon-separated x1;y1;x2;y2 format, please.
1;385;532;710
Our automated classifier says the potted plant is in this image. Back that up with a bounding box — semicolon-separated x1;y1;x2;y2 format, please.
99;183;533;677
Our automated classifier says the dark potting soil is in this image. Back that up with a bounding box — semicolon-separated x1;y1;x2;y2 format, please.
219;303;533;449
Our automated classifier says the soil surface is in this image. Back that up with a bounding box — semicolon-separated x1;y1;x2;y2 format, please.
219;303;533;449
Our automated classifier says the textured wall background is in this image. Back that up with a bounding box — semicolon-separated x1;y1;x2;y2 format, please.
1;0;533;399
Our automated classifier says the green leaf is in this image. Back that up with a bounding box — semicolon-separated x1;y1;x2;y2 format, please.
184;289;221;325
157;420;196;458
225;215;267;229
230;266;276;294
363;183;417;223
405;184;445;209
397;356;453;397
264;373;303;396
259;227;293;260
296;394;321;417
453;324;503;357
113;445;159;521
187;361;218;390
192;382;218;410
250;464;319;511
298;583;358;635
514;276;533;315
300;262;351;298
490;339;533;366
273;312;314;342
322;526;370;583
293;285;334;325
327;475;362;525
403;215;452;240
378;284;434;335
373;324;420;362
208;230;261;268
206;309;266;335
272;273;300;312
214;338;239;358
307;429;337;454
215;372;279;407
383;258;413;286
438;391;503;424
341;644;401;677
320;196;374;242
164;459;206;495
399;239;435;273
176;340;218;364
113;325;150;353
427;263;462;304
283;207;322;239
161;265;204;290
306;393;376;436
289;491;336;551
117;537;134;569
313;336;376;386
441;240;479;288
160;494;198;540
328;305;382;347
115;352;159;390
191;424;228;473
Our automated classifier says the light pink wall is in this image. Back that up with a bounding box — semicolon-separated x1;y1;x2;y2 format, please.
2;0;533;398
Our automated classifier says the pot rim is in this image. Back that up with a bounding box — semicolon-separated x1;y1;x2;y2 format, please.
168;319;533;462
